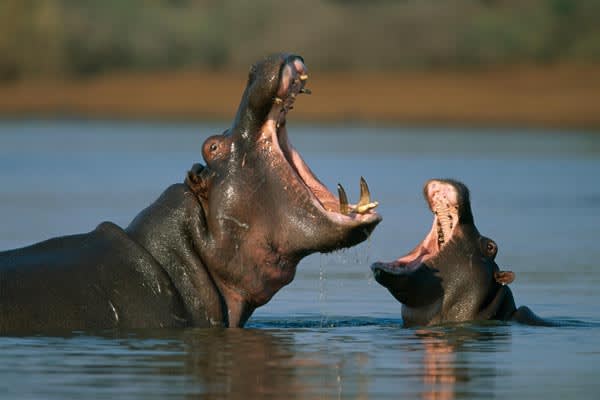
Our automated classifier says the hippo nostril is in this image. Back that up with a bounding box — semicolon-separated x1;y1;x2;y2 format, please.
290;56;306;72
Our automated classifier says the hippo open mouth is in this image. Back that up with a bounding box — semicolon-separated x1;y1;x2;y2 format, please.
371;179;467;275
215;53;382;256
261;57;380;233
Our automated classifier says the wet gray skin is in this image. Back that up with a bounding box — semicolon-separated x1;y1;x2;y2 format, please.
0;53;381;333
371;179;548;327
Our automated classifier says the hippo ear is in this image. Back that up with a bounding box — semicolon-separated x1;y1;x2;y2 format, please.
494;270;515;286
185;163;208;199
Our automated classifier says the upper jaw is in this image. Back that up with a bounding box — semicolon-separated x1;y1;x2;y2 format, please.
272;56;310;129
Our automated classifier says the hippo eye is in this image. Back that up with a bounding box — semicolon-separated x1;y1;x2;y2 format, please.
210;143;218;152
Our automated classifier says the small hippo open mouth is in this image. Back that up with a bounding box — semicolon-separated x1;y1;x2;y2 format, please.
371;179;468;275
369;179;548;327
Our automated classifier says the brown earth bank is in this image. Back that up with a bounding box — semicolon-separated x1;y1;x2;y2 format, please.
0;64;599;129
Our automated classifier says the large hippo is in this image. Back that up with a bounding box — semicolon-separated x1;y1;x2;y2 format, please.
0;53;381;333
371;179;547;327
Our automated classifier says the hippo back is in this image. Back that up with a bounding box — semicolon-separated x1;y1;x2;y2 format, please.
0;222;187;333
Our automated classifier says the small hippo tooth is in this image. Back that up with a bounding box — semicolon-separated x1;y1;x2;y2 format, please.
300;88;312;95
273;97;284;105
299;74;308;81
435;208;454;246
337;183;350;215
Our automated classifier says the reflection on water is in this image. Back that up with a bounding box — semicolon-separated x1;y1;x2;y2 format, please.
1;120;600;399
0;322;516;400
420;331;462;399
184;329;301;398
414;325;509;400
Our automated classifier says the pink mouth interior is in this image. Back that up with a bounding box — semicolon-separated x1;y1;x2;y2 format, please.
386;180;460;271
259;59;378;223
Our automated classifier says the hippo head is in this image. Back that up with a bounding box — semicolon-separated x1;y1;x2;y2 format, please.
186;53;381;325
371;179;514;327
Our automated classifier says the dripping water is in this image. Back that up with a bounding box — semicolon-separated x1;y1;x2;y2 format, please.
364;236;376;286
319;253;329;327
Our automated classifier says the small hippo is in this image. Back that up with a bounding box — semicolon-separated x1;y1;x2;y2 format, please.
371;179;547;327
0;53;381;333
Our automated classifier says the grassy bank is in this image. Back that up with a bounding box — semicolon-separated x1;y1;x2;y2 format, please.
3;0;600;80
1;64;599;129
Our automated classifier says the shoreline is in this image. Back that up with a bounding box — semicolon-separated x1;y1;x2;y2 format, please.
0;64;599;130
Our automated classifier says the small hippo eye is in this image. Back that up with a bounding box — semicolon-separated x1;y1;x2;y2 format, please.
210;143;218;152
486;241;498;256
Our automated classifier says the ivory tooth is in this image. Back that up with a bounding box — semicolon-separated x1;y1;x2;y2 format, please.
299;74;308;81
273;97;283;105
358;176;371;207
351;176;378;214
337;184;350;215
354;201;379;214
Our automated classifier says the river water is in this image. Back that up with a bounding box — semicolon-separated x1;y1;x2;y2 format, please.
0;120;599;399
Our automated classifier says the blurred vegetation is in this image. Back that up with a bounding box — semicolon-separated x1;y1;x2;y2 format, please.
1;0;599;81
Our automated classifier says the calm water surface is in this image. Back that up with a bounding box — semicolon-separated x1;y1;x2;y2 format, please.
1;120;599;399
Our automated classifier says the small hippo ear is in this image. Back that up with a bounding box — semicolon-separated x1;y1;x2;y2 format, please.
494;270;515;286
